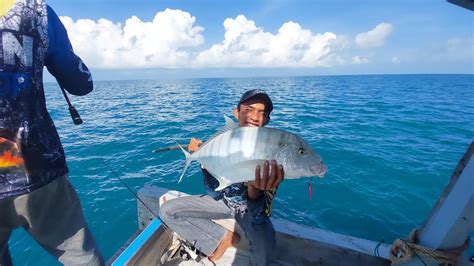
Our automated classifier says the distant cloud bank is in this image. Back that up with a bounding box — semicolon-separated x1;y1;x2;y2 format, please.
61;9;394;69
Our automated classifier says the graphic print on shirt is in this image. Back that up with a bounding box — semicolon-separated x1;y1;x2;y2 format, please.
0;137;25;173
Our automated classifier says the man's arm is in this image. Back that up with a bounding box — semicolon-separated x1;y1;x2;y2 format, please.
44;5;92;96
248;160;284;200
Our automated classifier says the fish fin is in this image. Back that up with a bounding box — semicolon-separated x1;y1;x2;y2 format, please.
223;115;237;130
177;143;192;183
214;176;232;191
215;115;237;136
203;168;232;191
206;116;237;144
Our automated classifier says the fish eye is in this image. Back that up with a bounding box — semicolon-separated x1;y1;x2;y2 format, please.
298;148;305;155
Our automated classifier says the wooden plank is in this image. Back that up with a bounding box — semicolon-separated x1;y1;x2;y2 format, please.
273;232;390;266
273;218;392;260
111;219;161;265
418;142;474;249
128;226;173;265
107;231;141;265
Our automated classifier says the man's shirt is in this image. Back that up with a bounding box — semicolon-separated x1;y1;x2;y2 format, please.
0;1;92;199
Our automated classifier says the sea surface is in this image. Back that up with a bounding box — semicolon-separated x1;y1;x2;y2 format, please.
8;74;474;265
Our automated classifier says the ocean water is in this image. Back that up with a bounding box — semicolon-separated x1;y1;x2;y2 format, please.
8;74;474;265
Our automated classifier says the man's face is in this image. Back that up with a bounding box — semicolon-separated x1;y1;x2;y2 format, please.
233;98;269;127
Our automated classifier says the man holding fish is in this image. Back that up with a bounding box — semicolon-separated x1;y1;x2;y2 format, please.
159;89;326;265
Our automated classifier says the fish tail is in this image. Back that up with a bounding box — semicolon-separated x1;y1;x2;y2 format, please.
214;180;229;191
177;143;192;183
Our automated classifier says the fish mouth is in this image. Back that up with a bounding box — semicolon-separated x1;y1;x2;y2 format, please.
312;164;327;177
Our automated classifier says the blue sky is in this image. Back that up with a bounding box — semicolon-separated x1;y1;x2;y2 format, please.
45;0;473;80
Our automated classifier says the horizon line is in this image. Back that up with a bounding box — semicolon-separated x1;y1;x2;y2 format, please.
44;72;474;84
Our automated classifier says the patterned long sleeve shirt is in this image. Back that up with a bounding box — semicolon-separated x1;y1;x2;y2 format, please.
0;1;92;199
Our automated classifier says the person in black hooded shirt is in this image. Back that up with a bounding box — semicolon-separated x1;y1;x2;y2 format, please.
0;1;103;265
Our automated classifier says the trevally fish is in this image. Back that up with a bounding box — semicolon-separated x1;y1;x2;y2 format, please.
178;116;327;191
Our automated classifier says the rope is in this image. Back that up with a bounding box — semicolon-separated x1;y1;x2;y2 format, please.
389;229;471;265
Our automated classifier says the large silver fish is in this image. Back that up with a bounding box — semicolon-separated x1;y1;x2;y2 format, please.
178;117;327;190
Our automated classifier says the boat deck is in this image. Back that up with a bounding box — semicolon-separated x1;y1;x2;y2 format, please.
113;221;391;265
109;186;392;265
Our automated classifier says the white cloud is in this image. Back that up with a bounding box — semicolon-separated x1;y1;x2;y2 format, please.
195;15;346;68
392;56;400;63
61;8;204;68
61;10;396;69
352;56;369;64
355;23;393;49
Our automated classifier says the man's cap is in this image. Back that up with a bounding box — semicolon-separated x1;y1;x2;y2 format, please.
238;89;273;114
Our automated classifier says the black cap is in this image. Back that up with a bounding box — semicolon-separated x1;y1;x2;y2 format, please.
238;89;273;114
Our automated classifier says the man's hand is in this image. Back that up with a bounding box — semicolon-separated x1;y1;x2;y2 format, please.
188;138;203;153
247;160;284;200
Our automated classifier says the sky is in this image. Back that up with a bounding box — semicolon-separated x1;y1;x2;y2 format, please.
44;0;473;81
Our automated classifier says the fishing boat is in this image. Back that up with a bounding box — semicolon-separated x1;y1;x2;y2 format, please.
108;141;473;265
